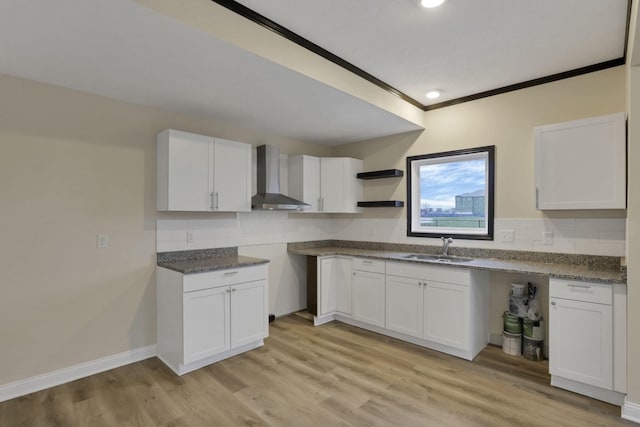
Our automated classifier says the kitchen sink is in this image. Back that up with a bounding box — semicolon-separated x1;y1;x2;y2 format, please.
401;254;473;263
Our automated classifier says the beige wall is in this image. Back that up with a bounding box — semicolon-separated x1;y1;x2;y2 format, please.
334;66;627;374
336;65;627;220
0;73;331;385
627;64;640;409
1;50;635;407
626;0;640;408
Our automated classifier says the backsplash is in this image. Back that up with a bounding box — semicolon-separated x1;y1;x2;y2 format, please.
157;214;625;257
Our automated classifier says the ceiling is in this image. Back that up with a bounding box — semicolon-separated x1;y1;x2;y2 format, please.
231;0;629;108
0;0;630;145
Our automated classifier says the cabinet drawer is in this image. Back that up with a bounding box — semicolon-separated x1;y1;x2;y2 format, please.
549;278;612;305
353;257;385;273
184;264;268;293
386;261;469;286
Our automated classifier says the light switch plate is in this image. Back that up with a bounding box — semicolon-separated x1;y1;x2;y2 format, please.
543;231;553;245
96;234;109;248
499;229;514;242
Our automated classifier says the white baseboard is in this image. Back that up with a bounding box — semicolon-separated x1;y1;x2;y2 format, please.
623;399;640;424
0;344;156;403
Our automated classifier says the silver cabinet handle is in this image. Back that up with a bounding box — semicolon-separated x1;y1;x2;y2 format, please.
232;288;237;292
551;301;556;306
568;284;592;289
224;271;238;276
215;192;219;210
362;260;373;264
226;289;231;293
535;188;539;209
210;192;215;209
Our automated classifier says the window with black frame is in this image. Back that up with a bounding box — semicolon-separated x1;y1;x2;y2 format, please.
406;146;495;240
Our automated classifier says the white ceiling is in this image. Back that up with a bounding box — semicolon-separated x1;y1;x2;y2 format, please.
234;0;629;107
0;0;422;145
0;0;630;145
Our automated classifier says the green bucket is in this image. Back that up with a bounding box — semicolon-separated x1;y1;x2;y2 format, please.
523;318;544;340
503;311;522;334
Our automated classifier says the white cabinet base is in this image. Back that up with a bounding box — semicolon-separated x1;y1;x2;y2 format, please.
158;340;264;376
334;314;481;361
313;313;337;326
551;375;625;406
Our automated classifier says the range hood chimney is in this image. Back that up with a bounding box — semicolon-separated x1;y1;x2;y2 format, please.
252;145;310;210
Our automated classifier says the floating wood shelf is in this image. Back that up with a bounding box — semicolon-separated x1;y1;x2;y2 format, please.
357;201;404;208
357;169;404;180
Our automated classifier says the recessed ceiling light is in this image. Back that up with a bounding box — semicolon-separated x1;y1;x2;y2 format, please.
425;90;441;99
421;0;446;8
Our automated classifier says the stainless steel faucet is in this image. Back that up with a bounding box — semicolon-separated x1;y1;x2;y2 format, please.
441;237;453;256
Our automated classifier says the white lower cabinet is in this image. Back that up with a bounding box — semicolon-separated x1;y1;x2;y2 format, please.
549;278;626;405
386;263;479;357
183;286;230;364
313;256;488;361
385;275;422;338
318;256;352;317
157;264;269;375
423;281;469;350
352;265;386;328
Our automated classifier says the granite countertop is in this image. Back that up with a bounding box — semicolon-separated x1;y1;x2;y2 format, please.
157;247;269;274
287;242;625;284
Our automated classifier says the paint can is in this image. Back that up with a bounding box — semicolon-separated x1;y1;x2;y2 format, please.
523;318;544;341
502;331;522;356
503;311;522;335
523;337;544;361
511;283;526;297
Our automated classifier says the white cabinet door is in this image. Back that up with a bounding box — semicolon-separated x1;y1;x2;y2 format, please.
320;158;362;213
183;287;230;364
424;281;469;351
213;138;251;212
319;257;351;316
320;158;345;213
385;275;423;338
549;297;613;389
534;112;626;210
319;258;337;315
334;258;353;315
352;270;385;327
157;129;213;211
230;280;267;348
288;155;321;212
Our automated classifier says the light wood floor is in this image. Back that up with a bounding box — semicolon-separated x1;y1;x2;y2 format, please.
0;313;633;427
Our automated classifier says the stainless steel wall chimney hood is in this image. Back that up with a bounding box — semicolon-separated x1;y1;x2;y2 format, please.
251;145;310;210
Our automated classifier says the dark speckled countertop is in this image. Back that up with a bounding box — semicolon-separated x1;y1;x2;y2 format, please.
157;247;269;274
287;240;626;284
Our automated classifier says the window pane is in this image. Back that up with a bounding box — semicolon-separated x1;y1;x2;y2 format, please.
406;146;494;240
419;158;486;231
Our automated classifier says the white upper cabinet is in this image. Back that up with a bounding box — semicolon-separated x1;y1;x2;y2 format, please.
320;158;363;213
534;112;626;210
288;155;362;213
288;155;321;212
157;129;251;212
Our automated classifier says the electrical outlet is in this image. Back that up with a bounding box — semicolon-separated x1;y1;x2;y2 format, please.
96;234;109;248
499;229;514;242
543;231;553;245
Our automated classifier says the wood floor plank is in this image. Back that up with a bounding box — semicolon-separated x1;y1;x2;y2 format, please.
0;312;633;426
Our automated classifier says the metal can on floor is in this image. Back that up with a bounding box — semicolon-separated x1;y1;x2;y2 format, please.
502;331;522;356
